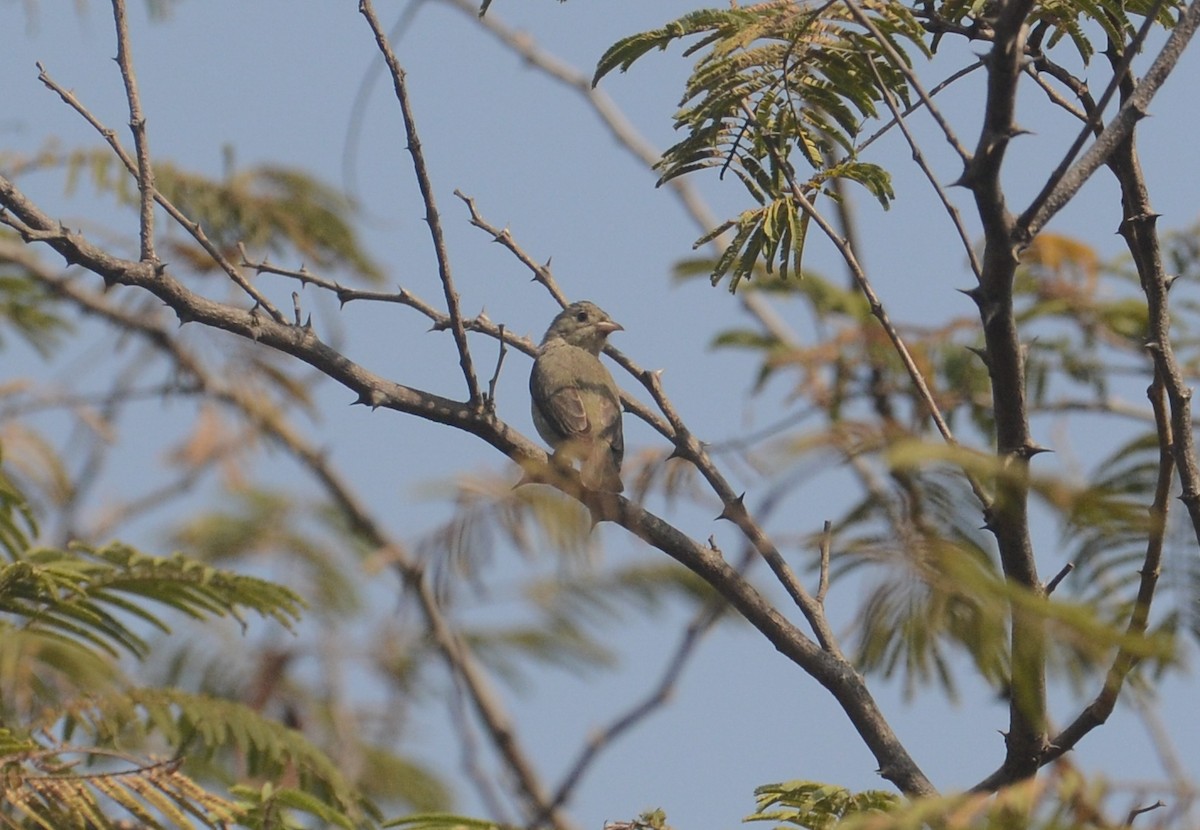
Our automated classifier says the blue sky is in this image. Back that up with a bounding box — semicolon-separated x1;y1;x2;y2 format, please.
3;1;1199;827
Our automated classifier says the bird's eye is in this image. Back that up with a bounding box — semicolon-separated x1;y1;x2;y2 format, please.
575;310;589;322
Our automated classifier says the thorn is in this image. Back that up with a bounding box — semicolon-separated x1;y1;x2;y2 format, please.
716;493;746;522
957;285;983;305
1164;274;1180;291
966;345;991;366
175;306;195;325
354;388;386;409
666;445;687;461
1020;443;1053;458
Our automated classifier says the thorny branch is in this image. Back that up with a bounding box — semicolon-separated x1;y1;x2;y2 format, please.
359;0;483;405
0;164;937;797
110;0;156;264
1019;0;1200;239
745;101;992;513
32;63;284;322
2;237;574;830
436;0;803;347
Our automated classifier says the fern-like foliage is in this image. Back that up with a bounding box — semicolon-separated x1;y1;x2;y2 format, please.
0;237;72;357
747;780;900;828
56;688;377;827
1;542;303;659
930;0;1179;63
1;729;241;830
595;3;926;290
55;148;382;281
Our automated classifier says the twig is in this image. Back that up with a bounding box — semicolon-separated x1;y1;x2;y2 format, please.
1023;63;1090;124
486;324;507;410
33;64;285;322
359;0;482;405
451;190;676;440
110;0;156;263
841;0;973;166
1126;800;1165;825
816;520;833;605
855;60;984;155
748;99;990;511
1020;0;1200;239
454;190;565;305
1018;0;1174;236
864;57;982;281
1044;562;1073;595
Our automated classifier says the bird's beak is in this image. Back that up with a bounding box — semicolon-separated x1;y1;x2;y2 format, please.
596;320;623;335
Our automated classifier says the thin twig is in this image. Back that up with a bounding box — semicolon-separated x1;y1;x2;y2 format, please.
864;57;982;281
110;0;156;263
816;520;833;605
454;189;566;306
1018;0;1174;235
1044;562;1073;595
855;60;984;155
33;63;285;322
1126;800;1166;825
840;0;973;165
486;324;507;410
359;0;482;405
450;190;676;441
747;101;991;511
1020;0;1200;239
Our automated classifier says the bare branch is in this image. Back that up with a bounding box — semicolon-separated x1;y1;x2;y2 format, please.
32;63;285;322
1;167;937;799
816;520;833;605
110;0;156;263
1019;0;1200;239
359;0;482;404
864;56;982;281
454;189;567;306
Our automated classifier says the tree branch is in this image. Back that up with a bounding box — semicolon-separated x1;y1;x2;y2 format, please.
110;0;157;264
960;0;1048;785
0;169;937;799
32;63;284;322
1019;0;1200;240
359;0;482;404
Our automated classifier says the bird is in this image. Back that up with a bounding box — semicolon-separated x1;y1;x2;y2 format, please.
529;301;625;493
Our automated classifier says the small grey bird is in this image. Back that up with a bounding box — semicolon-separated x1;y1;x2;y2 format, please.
529;301;625;492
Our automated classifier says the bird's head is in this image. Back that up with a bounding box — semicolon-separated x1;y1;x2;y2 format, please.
541;301;623;355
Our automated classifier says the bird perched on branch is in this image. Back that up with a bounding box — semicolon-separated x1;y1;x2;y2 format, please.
530;301;625;493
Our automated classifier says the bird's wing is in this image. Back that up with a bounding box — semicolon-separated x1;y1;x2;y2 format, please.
545;384;591;437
